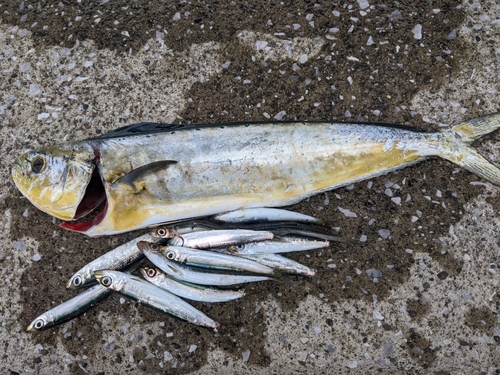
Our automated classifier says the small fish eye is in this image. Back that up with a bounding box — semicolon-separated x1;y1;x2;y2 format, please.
149;243;159;251
31;157;46;174
166;251;175;260
147;268;156;277
34;319;45;330
101;276;112;287
73;276;82;286
156;228;167;237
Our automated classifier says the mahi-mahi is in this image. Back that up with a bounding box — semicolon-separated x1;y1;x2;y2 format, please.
11;113;500;237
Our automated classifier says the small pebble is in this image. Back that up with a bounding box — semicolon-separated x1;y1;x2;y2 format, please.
274;111;286;120
412;24;422;39
367;268;382;278
164;351;173;361
391;197;401;205
378;229;390;239
357;0;369;10
338;207;357;218
346;360;358;369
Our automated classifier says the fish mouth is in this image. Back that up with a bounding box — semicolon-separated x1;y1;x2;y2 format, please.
59;156;108;234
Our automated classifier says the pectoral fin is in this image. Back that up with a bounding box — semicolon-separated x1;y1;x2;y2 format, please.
113;160;178;193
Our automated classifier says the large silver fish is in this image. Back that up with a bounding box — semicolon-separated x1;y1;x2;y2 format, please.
11;114;500;237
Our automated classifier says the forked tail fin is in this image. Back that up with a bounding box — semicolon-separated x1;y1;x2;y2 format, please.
440;113;500;185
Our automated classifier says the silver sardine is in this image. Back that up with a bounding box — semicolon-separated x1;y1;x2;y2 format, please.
94;270;220;330
66;233;152;289
237;254;316;277
26;284;110;332
214;208;321;224
228;236;330;255
168;229;274;249
140;267;246;303
137;241;271;286
158;244;275;275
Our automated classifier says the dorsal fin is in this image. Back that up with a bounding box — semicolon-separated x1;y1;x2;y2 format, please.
94;122;208;139
94;120;427;140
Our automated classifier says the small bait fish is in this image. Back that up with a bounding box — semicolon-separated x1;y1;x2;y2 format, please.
157;244;276;275
137;241;271;286
94;270;220;330
140;267;246;303
168;229;274;249
67;233;153;289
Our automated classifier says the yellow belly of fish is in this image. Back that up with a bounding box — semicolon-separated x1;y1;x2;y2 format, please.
100;143;421;234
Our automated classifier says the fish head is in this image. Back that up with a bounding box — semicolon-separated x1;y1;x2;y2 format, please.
66;268;92;289
11;146;97;221
150;226;174;239
26;314;50;332
164;246;180;261
137;241;160;253
94;270;125;291
140;266;159;280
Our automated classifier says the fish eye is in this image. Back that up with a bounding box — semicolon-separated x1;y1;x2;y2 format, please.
149;243;159;251
166;251;175;260
31;157;46;174
156;228;167;237
101;276;113;287
147;268;156;277
34;319;45;330
73;275;82;287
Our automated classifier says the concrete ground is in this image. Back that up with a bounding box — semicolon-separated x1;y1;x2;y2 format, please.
1;0;499;374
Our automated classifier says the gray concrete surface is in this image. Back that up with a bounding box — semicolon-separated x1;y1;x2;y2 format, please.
1;1;499;374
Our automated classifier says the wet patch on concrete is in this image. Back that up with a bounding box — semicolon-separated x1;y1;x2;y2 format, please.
464;307;499;334
406;298;431;321
405;329;439;368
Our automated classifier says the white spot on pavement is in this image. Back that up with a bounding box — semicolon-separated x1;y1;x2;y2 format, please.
412;24;422;39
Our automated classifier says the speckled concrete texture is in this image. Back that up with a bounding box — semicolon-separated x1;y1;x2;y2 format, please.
1;1;499;374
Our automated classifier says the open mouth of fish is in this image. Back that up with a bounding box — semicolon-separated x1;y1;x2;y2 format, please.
60;162;108;233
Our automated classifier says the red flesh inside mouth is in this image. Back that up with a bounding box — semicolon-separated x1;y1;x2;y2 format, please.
60;152;108;233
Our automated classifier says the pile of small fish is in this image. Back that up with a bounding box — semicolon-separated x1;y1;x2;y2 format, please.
27;208;347;332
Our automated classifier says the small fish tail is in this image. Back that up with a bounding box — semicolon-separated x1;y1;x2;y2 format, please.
440;113;500;185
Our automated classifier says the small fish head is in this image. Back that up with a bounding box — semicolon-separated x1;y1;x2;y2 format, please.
227;244;244;254
27;315;49;332
163;246;181;262
140;266;159;280
150;226;173;239
137;241;160;253
66;270;90;289
94;270;125;291
11;147;95;221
